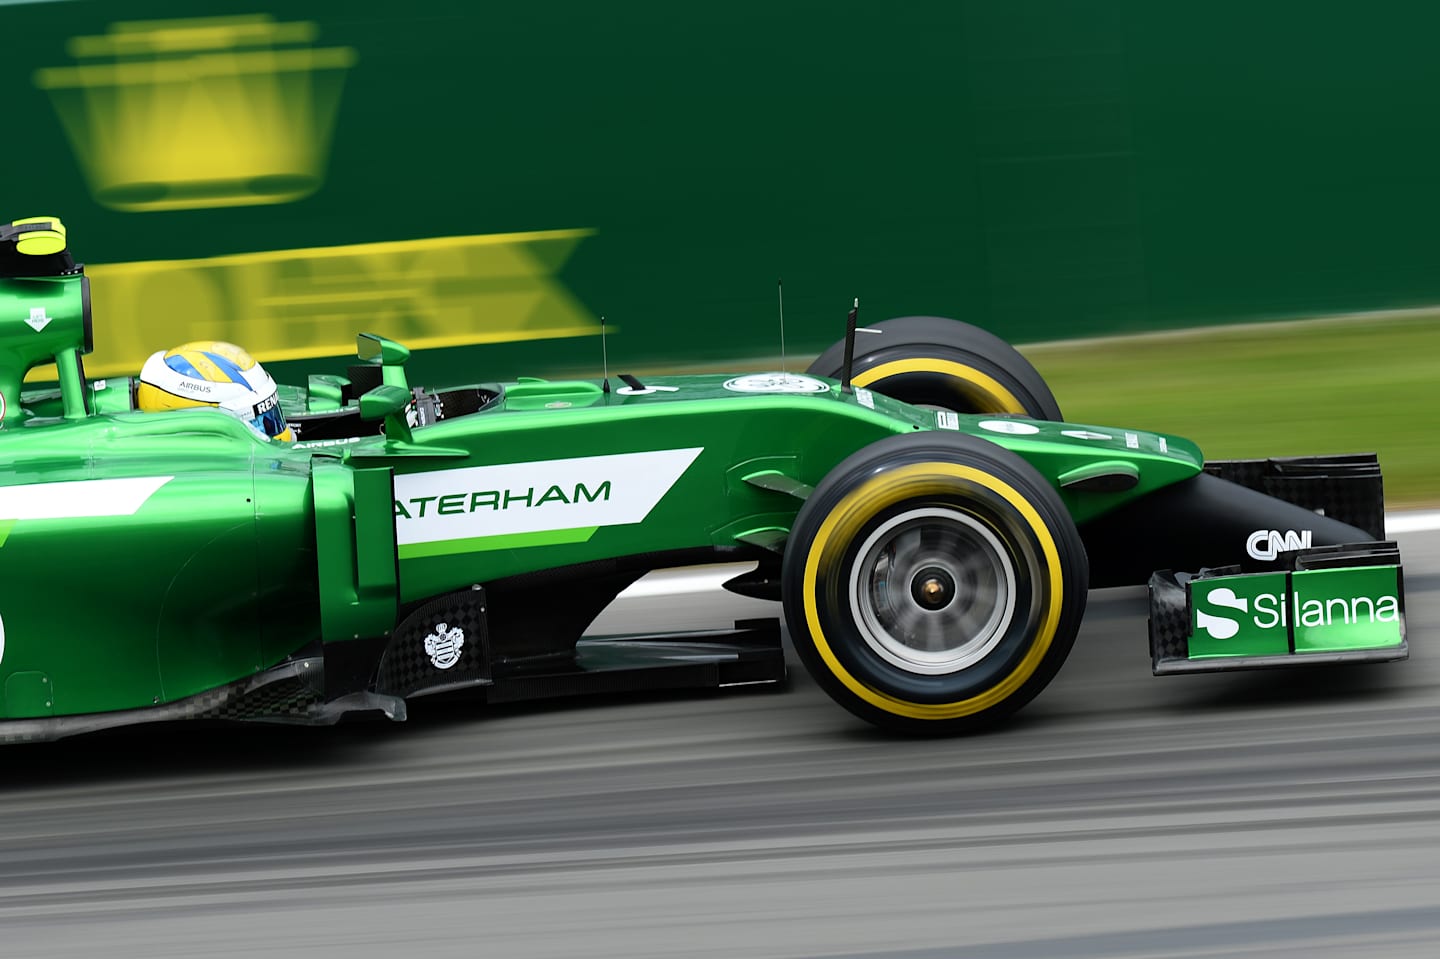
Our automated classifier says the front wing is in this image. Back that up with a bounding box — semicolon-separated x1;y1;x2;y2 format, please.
1150;542;1406;674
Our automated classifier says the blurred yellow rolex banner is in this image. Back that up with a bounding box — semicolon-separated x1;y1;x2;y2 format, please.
78;229;599;377
34;15;355;212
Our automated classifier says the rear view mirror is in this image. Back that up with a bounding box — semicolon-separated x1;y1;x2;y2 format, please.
356;333;411;390
356;333;410;366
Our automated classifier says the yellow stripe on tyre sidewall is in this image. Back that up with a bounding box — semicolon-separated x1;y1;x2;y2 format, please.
852;359;1025;413
800;462;1064;720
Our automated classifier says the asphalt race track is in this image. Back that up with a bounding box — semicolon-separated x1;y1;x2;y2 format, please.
2;529;1437;958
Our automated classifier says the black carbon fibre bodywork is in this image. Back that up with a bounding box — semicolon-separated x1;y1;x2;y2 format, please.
1203;454;1385;540
0;650;405;745
366;549;788;706
1081;454;1386;589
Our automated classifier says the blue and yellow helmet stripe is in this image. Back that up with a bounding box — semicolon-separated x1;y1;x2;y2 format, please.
162;342;260;386
136;340;293;441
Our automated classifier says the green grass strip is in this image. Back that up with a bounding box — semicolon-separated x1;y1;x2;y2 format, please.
1022;314;1440;506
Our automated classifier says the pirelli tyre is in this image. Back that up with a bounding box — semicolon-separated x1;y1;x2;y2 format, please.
781;432;1088;733
807;315;1062;420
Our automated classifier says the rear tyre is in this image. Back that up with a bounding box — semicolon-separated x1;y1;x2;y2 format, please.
781;432;1087;733
807;315;1062;420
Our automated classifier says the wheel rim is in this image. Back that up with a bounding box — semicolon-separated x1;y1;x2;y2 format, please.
847;507;1017;675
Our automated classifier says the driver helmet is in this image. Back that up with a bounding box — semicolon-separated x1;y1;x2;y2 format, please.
136;341;294;441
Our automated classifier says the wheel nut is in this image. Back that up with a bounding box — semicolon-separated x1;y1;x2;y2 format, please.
910;566;956;610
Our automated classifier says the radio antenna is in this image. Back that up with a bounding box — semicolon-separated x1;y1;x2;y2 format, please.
600;315;611;393
840;298;859;394
777;278;787;374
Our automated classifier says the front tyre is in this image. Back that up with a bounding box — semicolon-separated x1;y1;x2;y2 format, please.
782;432;1088;733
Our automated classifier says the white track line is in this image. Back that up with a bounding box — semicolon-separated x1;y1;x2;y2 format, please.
1387;510;1440;534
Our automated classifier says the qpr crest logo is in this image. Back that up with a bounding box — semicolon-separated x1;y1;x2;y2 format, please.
424;622;465;670
722;373;830;394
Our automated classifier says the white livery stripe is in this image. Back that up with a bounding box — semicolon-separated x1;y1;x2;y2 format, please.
393;448;704;546
0;476;175;520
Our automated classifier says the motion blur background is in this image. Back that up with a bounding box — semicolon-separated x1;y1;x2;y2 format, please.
3;0;1436;347
2;0;1438;500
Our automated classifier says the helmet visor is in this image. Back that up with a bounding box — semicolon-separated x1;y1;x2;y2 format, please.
249;393;291;441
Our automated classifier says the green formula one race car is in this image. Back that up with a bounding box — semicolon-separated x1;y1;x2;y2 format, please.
0;217;1407;742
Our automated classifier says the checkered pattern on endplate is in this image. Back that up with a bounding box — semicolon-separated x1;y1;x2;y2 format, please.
375;588;492;698
1148;571;1192;666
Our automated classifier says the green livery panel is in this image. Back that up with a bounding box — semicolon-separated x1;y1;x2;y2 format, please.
0;361;1202;720
1190;567;1404;659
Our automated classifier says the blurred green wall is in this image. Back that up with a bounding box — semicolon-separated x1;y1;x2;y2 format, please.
4;0;1437;384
